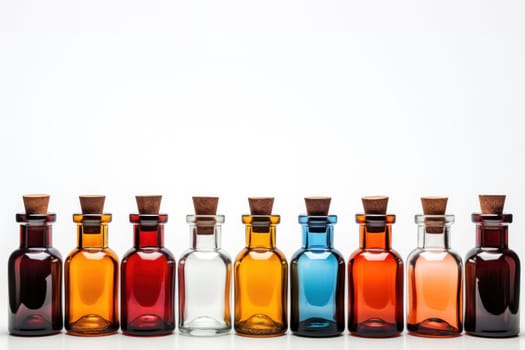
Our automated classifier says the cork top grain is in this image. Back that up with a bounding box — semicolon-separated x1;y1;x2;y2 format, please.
136;195;162;214
421;196;448;215
305;196;331;216
193;196;219;215
249;197;274;215
23;194;50;214
479;194;506;214
79;195;105;214
362;196;388;215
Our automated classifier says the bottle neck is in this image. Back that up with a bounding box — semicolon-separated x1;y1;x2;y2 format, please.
74;213;111;249
299;215;337;250
130;214;167;249
245;225;276;249
417;225;450;249
134;224;164;248
476;224;508;248
20;223;52;248
360;224;392;250
191;225;221;250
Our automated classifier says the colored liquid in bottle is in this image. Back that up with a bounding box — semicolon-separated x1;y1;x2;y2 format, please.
65;214;119;336
348;214;403;337
291;215;345;337
234;215;287;337
8;213;63;336
465;214;520;337
121;214;175;335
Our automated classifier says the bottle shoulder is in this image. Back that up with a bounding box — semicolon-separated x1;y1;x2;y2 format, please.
466;247;521;265
291;248;345;263
407;248;463;266
66;247;119;262
235;247;287;264
179;248;232;264
9;247;62;263
122;247;176;263
349;248;403;263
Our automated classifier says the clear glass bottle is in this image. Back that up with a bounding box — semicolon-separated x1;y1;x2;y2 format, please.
234;197;287;337
407;203;463;337
465;195;520;337
8;195;63;336
178;197;232;336
65;195;119;336
121;195;176;335
290;197;345;337
348;197;403;337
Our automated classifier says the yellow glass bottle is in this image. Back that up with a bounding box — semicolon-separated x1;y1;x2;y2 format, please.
234;197;287;337
65;195;119;336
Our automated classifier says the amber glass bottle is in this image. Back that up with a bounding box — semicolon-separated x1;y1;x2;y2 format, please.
65;195;119;336
234;197;287;337
121;195;175;335
8;195;63;336
407;197;463;337
348;196;403;337
465;195;520;337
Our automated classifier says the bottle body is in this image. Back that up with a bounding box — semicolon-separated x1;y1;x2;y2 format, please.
65;214;119;335
290;215;345;337
121;214;175;336
465;214;520;337
178;249;232;335
348;214;403;337
234;215;287;337
407;215;463;337
8;214;63;336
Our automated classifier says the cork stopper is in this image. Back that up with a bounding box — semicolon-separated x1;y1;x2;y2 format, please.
362;196;388;215
479;194;506;215
79;195;105;214
23;194;50;214
136;195;162;214
249;197;274;215
193;197;219;215
421;196;447;233
421;196;448;215
305;196;331;216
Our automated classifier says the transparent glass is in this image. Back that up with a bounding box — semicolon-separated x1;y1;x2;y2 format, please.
290;215;344;337
465;213;520;337
348;214;403;337
407;215;463;337
121;214;175;336
65;214;119;336
178;215;231;336
8;213;63;336
234;215;287;337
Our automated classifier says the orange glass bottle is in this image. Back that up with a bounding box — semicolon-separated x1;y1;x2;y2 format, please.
348;196;403;337
407;197;463;337
65;195;119;336
234;197;287;337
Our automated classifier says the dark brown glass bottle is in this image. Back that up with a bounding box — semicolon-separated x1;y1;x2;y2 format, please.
8;195;63;336
465;195;520;337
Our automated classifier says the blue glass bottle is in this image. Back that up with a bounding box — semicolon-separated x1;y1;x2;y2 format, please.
290;197;345;337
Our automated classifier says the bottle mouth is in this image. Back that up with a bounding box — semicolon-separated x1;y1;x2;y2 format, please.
355;214;396;225
73;213;112;224
298;215;337;225
415;214;455;225
16;213;56;224
471;213;512;224
186;214;224;225
130;213;168;225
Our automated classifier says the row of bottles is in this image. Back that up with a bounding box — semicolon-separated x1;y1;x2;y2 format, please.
8;194;520;339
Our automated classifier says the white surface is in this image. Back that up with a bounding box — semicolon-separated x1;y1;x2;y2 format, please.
1;0;525;349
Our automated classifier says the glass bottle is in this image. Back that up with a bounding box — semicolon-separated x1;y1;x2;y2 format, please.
65;195;119;336
8;194;63;336
348;196;403;337
407;197;463;337
290;197;345;337
465;195;520;337
234;197;287;337
179;196;232;336
121;195;175;335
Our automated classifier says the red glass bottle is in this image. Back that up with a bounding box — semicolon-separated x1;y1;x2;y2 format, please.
348;196;403;337
121;195;176;335
8;194;63;336
465;195;520;337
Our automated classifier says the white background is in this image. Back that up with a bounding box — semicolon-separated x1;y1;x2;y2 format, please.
0;0;524;349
